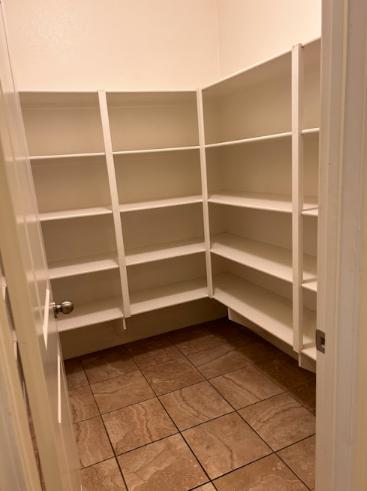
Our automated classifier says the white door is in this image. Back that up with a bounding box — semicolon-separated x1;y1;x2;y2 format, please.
317;0;367;489
0;6;80;491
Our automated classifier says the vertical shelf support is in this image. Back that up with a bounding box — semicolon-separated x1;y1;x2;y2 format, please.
98;90;131;317
196;89;213;297
292;44;304;354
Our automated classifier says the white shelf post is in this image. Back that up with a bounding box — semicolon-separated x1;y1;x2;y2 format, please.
292;44;304;354
196;89;213;297
98;90;131;317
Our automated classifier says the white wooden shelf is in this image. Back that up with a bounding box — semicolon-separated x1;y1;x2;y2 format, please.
39;207;112;222
209;191;293;213
213;272;315;348
302;207;318;217
119;195;202;213
301;127;320;135
57;297;123;332
303;279;318;293
126;239;205;266
30;152;105;161
211;233;292;282
113;145;200;156
130;278;207;315
49;255;118;280
205;131;292;149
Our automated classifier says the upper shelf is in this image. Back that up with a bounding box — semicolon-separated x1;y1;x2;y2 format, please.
107;91;199;152
49;254;118;280
205;131;292;149
40;207;112;222
30;151;105;161
119;195;202;213
113;145;199;156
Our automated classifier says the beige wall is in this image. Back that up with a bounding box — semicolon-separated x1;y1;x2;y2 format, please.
216;0;321;77
4;0;220;91
4;0;321;91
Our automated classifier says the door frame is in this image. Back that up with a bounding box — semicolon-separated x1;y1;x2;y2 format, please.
317;0;367;489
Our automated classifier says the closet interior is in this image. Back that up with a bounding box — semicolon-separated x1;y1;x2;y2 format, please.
20;38;320;368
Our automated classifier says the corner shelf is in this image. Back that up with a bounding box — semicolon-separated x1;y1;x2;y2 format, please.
57;297;123;332
209;191;293;213
213;272;315;349
205;131;292;149
130;278;207;315
126;239;205;266
119;195;202;213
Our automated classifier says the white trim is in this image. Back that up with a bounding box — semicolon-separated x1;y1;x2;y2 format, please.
98;90;131;317
317;0;367;489
196;89;213;296
292;44;304;354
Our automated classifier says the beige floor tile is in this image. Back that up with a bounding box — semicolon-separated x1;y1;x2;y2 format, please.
81;458;126;491
187;343;252;379
194;484;215;491
160;381;232;430
258;354;315;391
91;371;155;413
74;416;113;468
289;382;317;415
278;435;316;489
103;398;176;454
82;347;137;384
139;357;204;396
239;393;315;451
211;365;284;409
183;413;271;479
65;358;88;390
118;434;207;491
69;385;99;423
214;454;308;490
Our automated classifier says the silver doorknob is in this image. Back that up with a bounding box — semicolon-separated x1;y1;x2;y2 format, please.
51;300;74;318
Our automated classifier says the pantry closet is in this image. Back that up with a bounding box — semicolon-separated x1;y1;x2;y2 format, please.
20;39;320;369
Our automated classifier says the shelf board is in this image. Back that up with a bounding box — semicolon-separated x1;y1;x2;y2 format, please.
303;197;318;217
205;131;292;149
301;127;320;135
49;255;119;280
113;145;200;156
40;207;112;222
119;195;202;213
130;278;208;315
302;345;317;361
30;152;105;161
303;279;318;293
57;297;123;332
213;272;315;348
126;239;205;266
209;191;292;213
211;234;294;282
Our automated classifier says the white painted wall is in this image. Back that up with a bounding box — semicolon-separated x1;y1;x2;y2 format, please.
216;0;321;77
3;0;220;91
4;0;320;91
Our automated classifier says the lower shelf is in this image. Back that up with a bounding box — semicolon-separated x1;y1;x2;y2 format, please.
57;297;123;332
49;255;119;279
213;272;315;349
130;278;208;315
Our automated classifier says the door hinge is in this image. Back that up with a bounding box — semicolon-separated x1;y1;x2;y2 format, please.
316;329;325;353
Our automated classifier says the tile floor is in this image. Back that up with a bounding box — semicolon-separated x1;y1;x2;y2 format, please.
65;318;316;491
